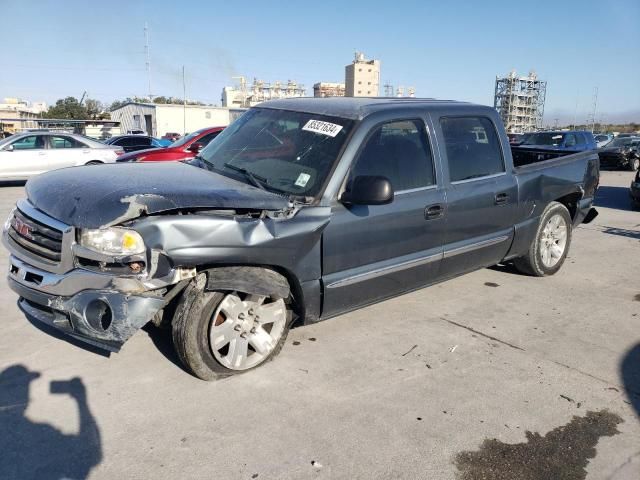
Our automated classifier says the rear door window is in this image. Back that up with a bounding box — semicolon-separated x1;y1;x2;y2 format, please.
440;117;505;182
50;136;84;148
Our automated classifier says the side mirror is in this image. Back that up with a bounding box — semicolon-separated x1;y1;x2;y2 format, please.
4;144;14;152
341;175;393;206
189;142;204;153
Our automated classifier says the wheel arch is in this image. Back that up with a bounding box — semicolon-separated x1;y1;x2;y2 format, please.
197;264;306;325
553;191;582;220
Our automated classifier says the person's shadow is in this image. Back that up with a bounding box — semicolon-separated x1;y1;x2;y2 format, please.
0;365;102;480
621;343;640;418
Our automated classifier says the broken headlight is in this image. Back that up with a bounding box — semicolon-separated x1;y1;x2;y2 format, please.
79;227;145;255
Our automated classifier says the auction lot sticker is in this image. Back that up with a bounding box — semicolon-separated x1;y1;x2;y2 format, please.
302;120;343;137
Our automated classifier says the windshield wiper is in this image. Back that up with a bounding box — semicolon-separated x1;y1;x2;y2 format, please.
223;162;271;191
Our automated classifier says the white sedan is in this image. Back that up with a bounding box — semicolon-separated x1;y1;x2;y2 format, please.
0;132;123;180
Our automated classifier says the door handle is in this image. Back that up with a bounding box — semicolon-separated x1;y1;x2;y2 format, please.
38;151;46;156
494;192;509;205
425;204;444;220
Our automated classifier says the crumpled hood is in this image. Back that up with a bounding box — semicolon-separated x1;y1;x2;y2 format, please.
26;162;289;229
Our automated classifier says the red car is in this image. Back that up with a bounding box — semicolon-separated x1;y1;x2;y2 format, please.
116;126;224;163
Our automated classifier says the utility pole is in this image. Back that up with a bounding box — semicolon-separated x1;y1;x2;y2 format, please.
182;66;186;135
144;23;152;100
572;91;579;130
587;87;598;133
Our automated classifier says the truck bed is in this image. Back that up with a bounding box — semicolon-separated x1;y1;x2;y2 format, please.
511;146;596;168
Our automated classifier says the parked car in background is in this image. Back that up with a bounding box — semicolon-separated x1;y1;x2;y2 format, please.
508;132;531;146
519;131;597;151
1;98;599;379
594;133;613;148
598;136;640;170
104;135;167;153
630;169;640;210
162;132;181;142
116;126;224;163
0;132;122;180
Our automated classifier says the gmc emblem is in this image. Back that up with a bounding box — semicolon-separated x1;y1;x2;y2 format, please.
12;217;33;240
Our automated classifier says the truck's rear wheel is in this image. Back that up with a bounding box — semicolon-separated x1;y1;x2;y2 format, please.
513;202;572;277
171;279;292;380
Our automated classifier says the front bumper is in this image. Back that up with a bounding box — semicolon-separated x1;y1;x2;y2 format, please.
9;276;165;351
2;200;195;351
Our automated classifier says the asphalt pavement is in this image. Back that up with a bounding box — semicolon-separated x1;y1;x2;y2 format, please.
0;171;638;480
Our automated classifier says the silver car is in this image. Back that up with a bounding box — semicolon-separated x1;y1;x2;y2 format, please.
0;132;123;180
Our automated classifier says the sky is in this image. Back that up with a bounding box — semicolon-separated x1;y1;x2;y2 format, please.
1;0;639;125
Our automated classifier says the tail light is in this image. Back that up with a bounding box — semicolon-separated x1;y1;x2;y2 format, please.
115;149;125;156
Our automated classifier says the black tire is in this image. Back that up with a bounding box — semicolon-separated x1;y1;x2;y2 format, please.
631;199;640;211
85;160;103;166
513;201;573;277
628;157;640;171
171;275;292;381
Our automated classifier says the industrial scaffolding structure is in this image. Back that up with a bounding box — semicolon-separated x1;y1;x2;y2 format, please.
494;70;546;133
222;77;306;108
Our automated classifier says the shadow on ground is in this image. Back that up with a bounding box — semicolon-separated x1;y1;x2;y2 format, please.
599;226;640;241
621;343;640;418
595;185;633;211
142;323;192;375
0;365;102;480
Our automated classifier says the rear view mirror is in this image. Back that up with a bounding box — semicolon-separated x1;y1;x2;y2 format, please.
341;175;393;206
189;142;204;153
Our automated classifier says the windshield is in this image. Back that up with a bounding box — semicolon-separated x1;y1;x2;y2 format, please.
199;108;355;197
522;132;565;146
171;131;201;148
609;138;635;147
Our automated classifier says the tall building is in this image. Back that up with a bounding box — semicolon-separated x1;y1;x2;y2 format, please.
494;70;547;133
313;82;345;97
345;52;380;97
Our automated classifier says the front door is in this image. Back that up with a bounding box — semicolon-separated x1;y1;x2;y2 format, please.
0;135;48;179
434;115;518;277
322;118;446;317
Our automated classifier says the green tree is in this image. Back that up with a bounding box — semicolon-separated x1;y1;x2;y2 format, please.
44;97;88;119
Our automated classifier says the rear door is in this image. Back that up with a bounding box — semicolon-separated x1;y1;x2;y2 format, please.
0;135;48;178
434;114;518;277
46;135;89;169
322;117;446;316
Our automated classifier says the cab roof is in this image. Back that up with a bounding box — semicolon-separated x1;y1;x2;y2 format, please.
258;97;488;120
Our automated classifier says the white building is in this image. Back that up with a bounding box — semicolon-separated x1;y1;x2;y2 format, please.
109;102;245;137
313;82;345;97
0;98;47;114
345;52;380;97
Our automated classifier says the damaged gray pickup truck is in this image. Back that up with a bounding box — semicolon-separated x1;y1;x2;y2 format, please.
3;98;599;380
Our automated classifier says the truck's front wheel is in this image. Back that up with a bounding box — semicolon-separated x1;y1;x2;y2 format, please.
513;201;572;277
172;279;292;380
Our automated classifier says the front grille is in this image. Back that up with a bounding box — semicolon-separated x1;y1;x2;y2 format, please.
8;208;63;262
